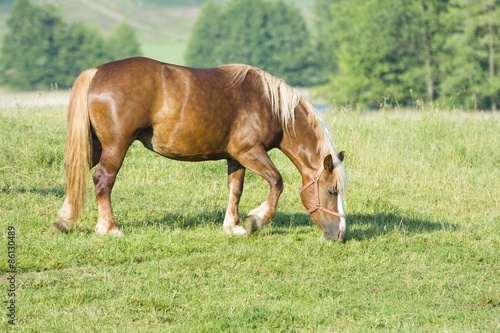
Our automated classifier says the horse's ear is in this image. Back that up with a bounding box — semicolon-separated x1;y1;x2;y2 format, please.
323;154;334;173
337;151;345;162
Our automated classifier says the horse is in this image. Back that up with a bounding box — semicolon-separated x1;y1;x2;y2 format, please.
53;57;347;241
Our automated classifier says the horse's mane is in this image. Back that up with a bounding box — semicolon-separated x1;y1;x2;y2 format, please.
221;64;347;194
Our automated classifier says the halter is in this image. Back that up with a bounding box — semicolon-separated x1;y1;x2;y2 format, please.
300;169;346;218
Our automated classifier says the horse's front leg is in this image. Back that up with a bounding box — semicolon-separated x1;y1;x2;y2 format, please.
245;173;283;235
234;146;283;235
223;159;247;235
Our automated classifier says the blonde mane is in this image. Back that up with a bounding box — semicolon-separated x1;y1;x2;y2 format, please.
222;64;298;130
221;64;347;193
301;99;347;194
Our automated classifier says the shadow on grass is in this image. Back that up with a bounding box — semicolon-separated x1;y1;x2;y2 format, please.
0;186;65;197
134;209;226;231
133;208;458;241
272;211;458;241
13;184;457;241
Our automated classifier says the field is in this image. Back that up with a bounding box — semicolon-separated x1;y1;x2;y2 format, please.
0;103;499;332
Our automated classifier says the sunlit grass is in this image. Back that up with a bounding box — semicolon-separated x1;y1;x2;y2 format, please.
0;107;499;332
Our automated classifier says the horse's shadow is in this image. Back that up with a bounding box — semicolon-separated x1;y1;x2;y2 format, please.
343;212;458;241
141;208;458;241
273;211;458;241
9;185;457;240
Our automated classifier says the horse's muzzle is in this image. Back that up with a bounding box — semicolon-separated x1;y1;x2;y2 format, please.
323;226;344;242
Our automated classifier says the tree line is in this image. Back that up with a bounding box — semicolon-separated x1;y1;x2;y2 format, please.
316;0;499;110
185;0;323;86
186;0;498;110
1;0;498;110
0;0;141;89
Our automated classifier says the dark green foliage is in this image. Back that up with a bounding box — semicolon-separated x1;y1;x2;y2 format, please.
185;0;224;68
440;0;500;110
54;23;109;88
0;0;141;90
313;0;343;80
108;22;142;61
185;0;319;86
0;0;66;89
318;0;499;110
325;0;449;108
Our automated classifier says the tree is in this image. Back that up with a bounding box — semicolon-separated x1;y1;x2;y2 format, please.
260;1;319;85
0;0;66;89
440;0;500;110
325;0;448;108
185;0;318;86
0;0;142;90
54;21;140;88
313;0;344;81
217;0;268;66
108;22;142;61
54;23;109;88
185;0;224;67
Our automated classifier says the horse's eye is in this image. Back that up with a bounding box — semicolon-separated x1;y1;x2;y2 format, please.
328;189;338;196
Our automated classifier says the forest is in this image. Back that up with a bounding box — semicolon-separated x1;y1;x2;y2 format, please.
315;0;499;110
0;0;498;110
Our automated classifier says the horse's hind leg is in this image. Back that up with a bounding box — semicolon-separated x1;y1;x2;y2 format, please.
93;143;131;235
54;197;75;233
223;159;247;235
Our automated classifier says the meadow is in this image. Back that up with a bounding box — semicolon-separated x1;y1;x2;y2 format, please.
0;105;499;332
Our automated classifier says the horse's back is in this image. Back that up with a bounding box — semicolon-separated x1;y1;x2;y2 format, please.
87;57;281;161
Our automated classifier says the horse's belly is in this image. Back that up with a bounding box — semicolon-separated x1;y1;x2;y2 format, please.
149;126;230;161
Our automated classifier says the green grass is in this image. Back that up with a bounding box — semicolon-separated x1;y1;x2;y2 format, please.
1;107;499;332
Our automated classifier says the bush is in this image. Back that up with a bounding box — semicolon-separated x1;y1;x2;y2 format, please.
0;0;141;90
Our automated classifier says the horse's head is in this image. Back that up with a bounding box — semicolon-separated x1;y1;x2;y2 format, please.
300;152;347;242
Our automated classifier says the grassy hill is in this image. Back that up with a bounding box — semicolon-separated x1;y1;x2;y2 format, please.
0;0;315;65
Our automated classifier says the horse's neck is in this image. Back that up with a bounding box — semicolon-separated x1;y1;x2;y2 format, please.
279;104;323;182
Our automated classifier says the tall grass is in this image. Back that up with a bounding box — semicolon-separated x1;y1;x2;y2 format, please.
0;107;499;332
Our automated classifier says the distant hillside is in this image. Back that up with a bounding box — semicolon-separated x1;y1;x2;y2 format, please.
0;0;314;65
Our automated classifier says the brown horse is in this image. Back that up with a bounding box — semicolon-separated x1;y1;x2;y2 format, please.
54;57;347;241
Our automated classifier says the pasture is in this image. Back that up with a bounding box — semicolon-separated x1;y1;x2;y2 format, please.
0;104;499;332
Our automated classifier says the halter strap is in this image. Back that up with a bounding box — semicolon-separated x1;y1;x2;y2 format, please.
300;170;346;218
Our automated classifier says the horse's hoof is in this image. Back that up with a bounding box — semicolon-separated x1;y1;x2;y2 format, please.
52;219;71;233
245;215;263;235
109;229;124;237
95;224;123;236
223;224;247;236
233;225;247;236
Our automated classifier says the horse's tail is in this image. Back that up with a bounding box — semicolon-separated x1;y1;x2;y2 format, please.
64;68;98;222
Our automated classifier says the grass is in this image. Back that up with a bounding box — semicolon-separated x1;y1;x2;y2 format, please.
0;106;499;332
